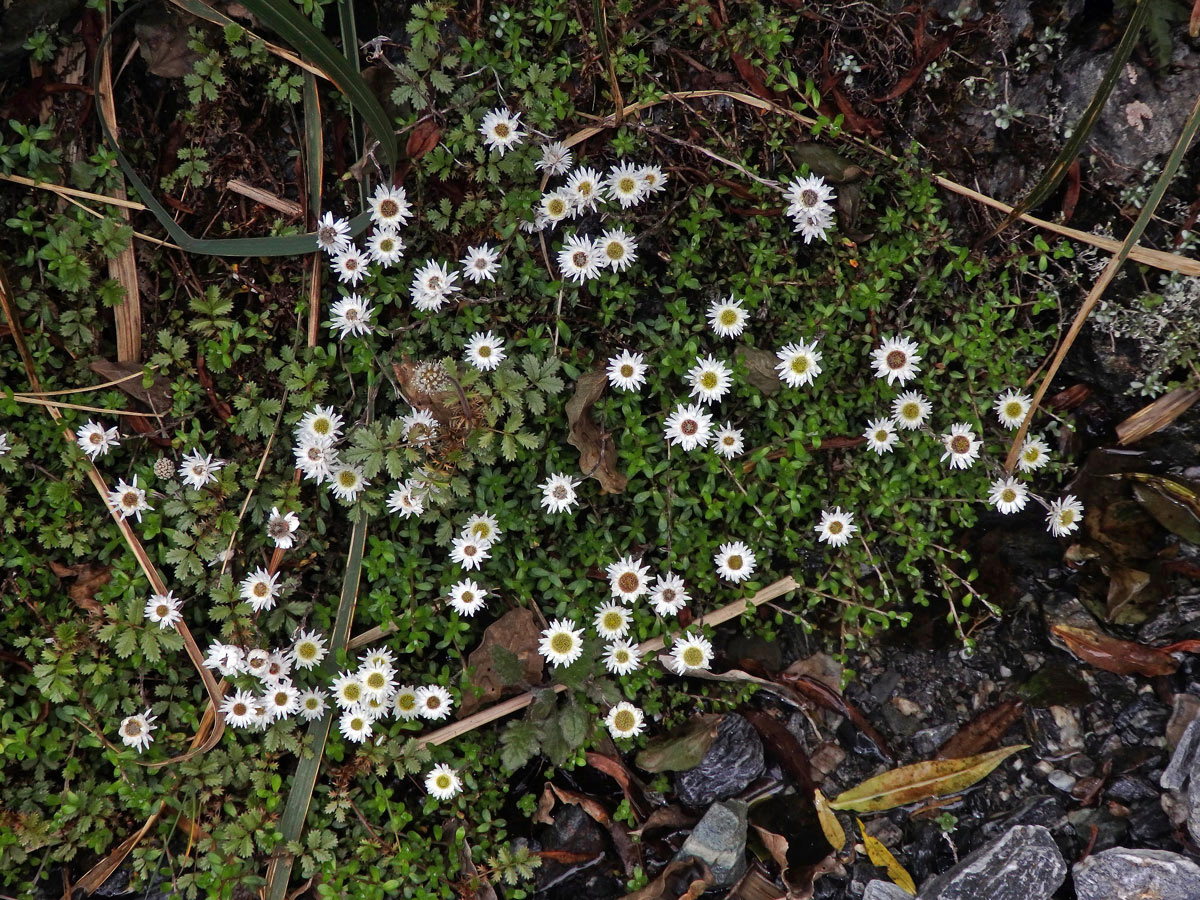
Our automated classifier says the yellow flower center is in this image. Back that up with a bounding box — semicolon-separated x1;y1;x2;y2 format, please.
343;684;361;702
602;612;623;630
155;604;169;617
901;402;919;420
366;672;386;690
435;774;452;789
339;471;356;487
1005;401;1023;418
606;242;624;260
613;710;635;732
719;309;737;326
397;694;415;710
619;177;636;194
1001;489;1016;503
550;632;574;654
791;357;809;373
700;372;718;390
681;646;704;667
548;198;565;216
829;521;844;534
727;555;743;570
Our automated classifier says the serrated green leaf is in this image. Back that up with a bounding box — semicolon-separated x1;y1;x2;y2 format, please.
558;700;590;750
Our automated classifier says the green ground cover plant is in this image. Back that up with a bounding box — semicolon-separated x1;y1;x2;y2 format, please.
0;1;1083;896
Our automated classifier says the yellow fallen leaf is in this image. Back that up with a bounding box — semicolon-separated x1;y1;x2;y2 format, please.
830;745;1028;813
857;819;916;895
814;789;845;851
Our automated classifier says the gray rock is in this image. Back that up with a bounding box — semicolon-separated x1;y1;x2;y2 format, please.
1188;767;1200;845
1161;718;1200;790
864;880;914;900
674;714;764;806
918;825;1066;900
675;800;748;888
1074;847;1200;900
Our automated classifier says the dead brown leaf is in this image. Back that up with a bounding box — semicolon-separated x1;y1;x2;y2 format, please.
49;561;109;616
459;608;544;717
635;714;724;773
405;119;441;161
619;857;712;900
935;699;1025;760
134;10;201;78
565;370;627;494
587;750;646;820
89;360;174;413
550;784;639;875
1051;623;1178;677
631;805;695;838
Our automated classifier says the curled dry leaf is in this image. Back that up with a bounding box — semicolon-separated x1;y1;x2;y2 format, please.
1051;623;1178;677
829;745;1028;813
565;369;627;494
459;608;544;716
48;561;109;616
405;119;441;162
618;857;712;900
814;789;845;852
857;819;916;895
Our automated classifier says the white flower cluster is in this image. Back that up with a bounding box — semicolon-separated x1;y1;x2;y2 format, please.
290;404;371;506
782;173;837;244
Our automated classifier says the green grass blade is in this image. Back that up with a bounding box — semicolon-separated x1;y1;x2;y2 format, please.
93;0;385;256
303;73;324;215
337;0;369;210
989;0;1150;236
236;0;396;172
264;510;369;900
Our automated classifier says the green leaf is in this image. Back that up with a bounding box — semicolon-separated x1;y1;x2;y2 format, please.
558;699;590;750
490;645;524;686
500;720;539;771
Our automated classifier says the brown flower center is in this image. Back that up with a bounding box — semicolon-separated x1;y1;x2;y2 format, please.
618;572;639;593
379;198;399;218
950;435;970;454
829;521;844;534
886;350;907;370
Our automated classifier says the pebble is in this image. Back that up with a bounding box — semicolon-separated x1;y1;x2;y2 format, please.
917;824;1066;900
674;800;748;888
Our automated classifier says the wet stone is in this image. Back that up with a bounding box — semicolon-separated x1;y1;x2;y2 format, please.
917;825;1067;900
912;724;958;758
1068;808;1128;854
1074;847;1200;900
1116;694;1169;746
1127;800;1173;845
1160;718;1200;791
1106;775;1159;805
863;880;914;900
675;799;748;888
674;714;764;807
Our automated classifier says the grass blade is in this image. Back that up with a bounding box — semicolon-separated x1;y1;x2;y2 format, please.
337;0;368;210
264;509;369;900
1004;89;1200;471
303;72;325;346
987;0;1150;236
93;0;382;256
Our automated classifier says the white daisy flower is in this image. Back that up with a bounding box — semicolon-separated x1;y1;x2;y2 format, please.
663;402;714;451
687;355;733;405
387;484;425;518
298;405;343;442
479;107;524;155
339;709;373;742
360;665;397;699
0;432;8;456
401;409;439;445
1047;495;1085;537
77;420;119;459
448;579;488;617
244;648;271;678
331;671;366;709
265;684;300;722
815;507;857;548
451;536;490;571
425;763;463;800
603;640;641;676
892;391;932;430
315;211;352;255
994;389;1032;430
649;573;690;616
332;247;368;286
297;688;328;722
393;685;420;720
941;423;981;470
775;340;823;388
290;629;328;670
638;165;668;195
329;464;369;503
266;507;300;549
108;476;151;522
368;183;413;231
461;244;500;282
668;632;713;674
361;647;396;671
566;166;604;212
178;449;222;489
416;684;454;720
463;512;502;546
714;541;757;583
988;477;1029;515
863;417;899;454
539;618;584;667
784;172;835;207
594;602;632;640
536;140;573;175
1017;435;1052;472
411;259;460;312
607;555;651;603
606;350;648;392
540;190;574;224
605;701;645;739
202;641;243;677
557;234;604;282
367;229;406;267
794;209;835;244
597;227;638;272
464;331;506;372
871;335;922;386
118;709;157;753
713;423;744;459
606;162;645;207
221;690;260;728
330;294;373;339
707;296;748;338
240;567;281;613
294;435;338;482
540;472;581;514
263;651;291;684
144;591;182;630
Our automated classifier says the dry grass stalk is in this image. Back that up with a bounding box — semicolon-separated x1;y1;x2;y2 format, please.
226;179;304;217
1117;386;1200;445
